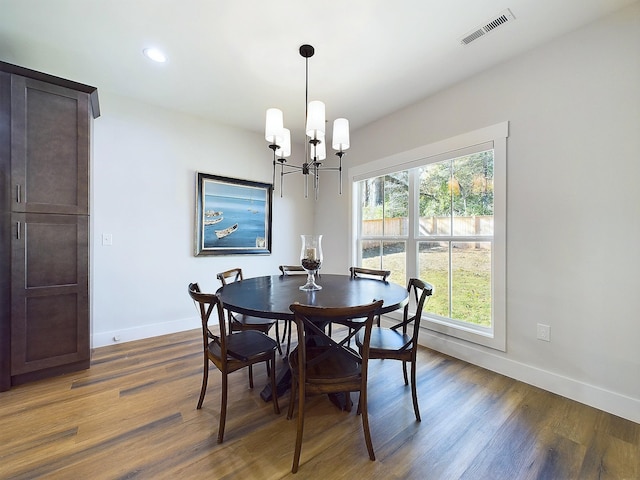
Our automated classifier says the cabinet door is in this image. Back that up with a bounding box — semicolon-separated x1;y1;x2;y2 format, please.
11;76;90;215
11;213;89;376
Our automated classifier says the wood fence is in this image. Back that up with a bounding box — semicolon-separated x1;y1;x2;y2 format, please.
362;216;493;237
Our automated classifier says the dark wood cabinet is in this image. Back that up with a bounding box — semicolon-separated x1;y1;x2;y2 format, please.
10;76;90;215
10;213;90;380
0;62;99;390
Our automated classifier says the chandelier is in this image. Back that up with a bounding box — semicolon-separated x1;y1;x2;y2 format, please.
265;44;350;199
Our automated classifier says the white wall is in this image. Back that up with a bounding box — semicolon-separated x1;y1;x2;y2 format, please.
91;93;314;347
317;4;640;422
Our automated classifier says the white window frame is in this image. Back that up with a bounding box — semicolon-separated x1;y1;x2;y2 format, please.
349;122;508;351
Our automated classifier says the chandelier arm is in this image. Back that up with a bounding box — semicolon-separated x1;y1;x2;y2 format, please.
315;166;340;172
280;164;306;173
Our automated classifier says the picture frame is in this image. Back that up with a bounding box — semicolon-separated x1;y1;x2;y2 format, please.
195;172;273;256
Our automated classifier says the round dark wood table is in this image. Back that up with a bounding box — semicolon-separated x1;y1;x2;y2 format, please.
217;273;409;320
217;273;409;403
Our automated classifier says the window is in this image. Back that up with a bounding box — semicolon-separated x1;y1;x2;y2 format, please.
359;172;408;285
351;123;507;350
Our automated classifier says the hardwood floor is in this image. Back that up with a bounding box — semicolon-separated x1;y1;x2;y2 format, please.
1;329;638;479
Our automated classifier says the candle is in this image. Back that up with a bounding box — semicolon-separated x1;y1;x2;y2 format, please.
305;247;317;260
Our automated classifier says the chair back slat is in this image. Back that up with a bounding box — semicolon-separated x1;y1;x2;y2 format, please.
279;265;306;275
217;267;243;285
349;266;391;282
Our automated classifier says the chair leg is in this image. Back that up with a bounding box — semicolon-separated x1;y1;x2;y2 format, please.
279;319;288;354
402;360;409;385
249;365;254;389
197;356;209;409
360;385;376;461
270;354;280;414
410;360;421;422
218;372;228;443
285;321;293;359
274;321;283;356
287;376;297;420
292;376;306;473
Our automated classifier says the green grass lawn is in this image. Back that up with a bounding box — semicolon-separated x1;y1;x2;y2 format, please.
363;247;491;327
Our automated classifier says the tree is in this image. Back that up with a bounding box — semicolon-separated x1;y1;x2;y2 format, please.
420;150;493;217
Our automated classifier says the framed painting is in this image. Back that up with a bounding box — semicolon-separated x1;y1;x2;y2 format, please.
195;172;273;256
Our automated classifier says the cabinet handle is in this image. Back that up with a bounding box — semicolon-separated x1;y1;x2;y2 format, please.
16;221;21;240
16;184;21;203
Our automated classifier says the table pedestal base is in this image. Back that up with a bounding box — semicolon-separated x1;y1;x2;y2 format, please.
260;362;353;411
260;363;291;402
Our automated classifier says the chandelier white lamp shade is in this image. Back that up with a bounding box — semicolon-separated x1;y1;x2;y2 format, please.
305;101;326;139
332;118;350;151
265;108;284;144
276;128;291;160
265;44;350;199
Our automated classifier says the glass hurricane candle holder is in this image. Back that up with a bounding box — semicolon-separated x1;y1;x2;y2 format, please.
299;234;323;291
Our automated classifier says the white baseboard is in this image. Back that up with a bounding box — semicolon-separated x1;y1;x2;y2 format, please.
419;329;640;424
91;316;201;348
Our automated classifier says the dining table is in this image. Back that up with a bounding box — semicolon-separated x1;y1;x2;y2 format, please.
217;273;409;403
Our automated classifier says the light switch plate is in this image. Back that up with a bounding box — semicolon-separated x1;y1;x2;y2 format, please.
537;323;550;342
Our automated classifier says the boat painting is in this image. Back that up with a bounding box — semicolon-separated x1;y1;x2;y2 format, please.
196;172;272;256
215;223;238;239
202;185;266;247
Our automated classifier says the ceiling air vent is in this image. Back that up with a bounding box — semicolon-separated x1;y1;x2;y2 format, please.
460;8;516;46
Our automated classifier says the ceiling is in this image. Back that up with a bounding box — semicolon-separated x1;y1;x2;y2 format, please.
0;0;636;140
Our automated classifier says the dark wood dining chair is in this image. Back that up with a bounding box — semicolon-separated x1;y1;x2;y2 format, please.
217;268;282;355
350;266;392;326
287;299;384;473
334;266;392;342
188;283;280;443
355;277;433;421
278;265;307;357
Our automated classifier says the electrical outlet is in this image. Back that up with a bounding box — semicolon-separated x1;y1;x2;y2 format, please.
537;323;550;342
102;233;113;246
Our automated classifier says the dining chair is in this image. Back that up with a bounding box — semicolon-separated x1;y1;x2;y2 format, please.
217;268;282;355
333;266;392;342
349;266;391;326
287;299;384;473
278;265;307;357
355;277;433;422
188;283;280;443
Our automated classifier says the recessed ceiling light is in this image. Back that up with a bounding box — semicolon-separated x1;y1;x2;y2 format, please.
143;48;167;63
